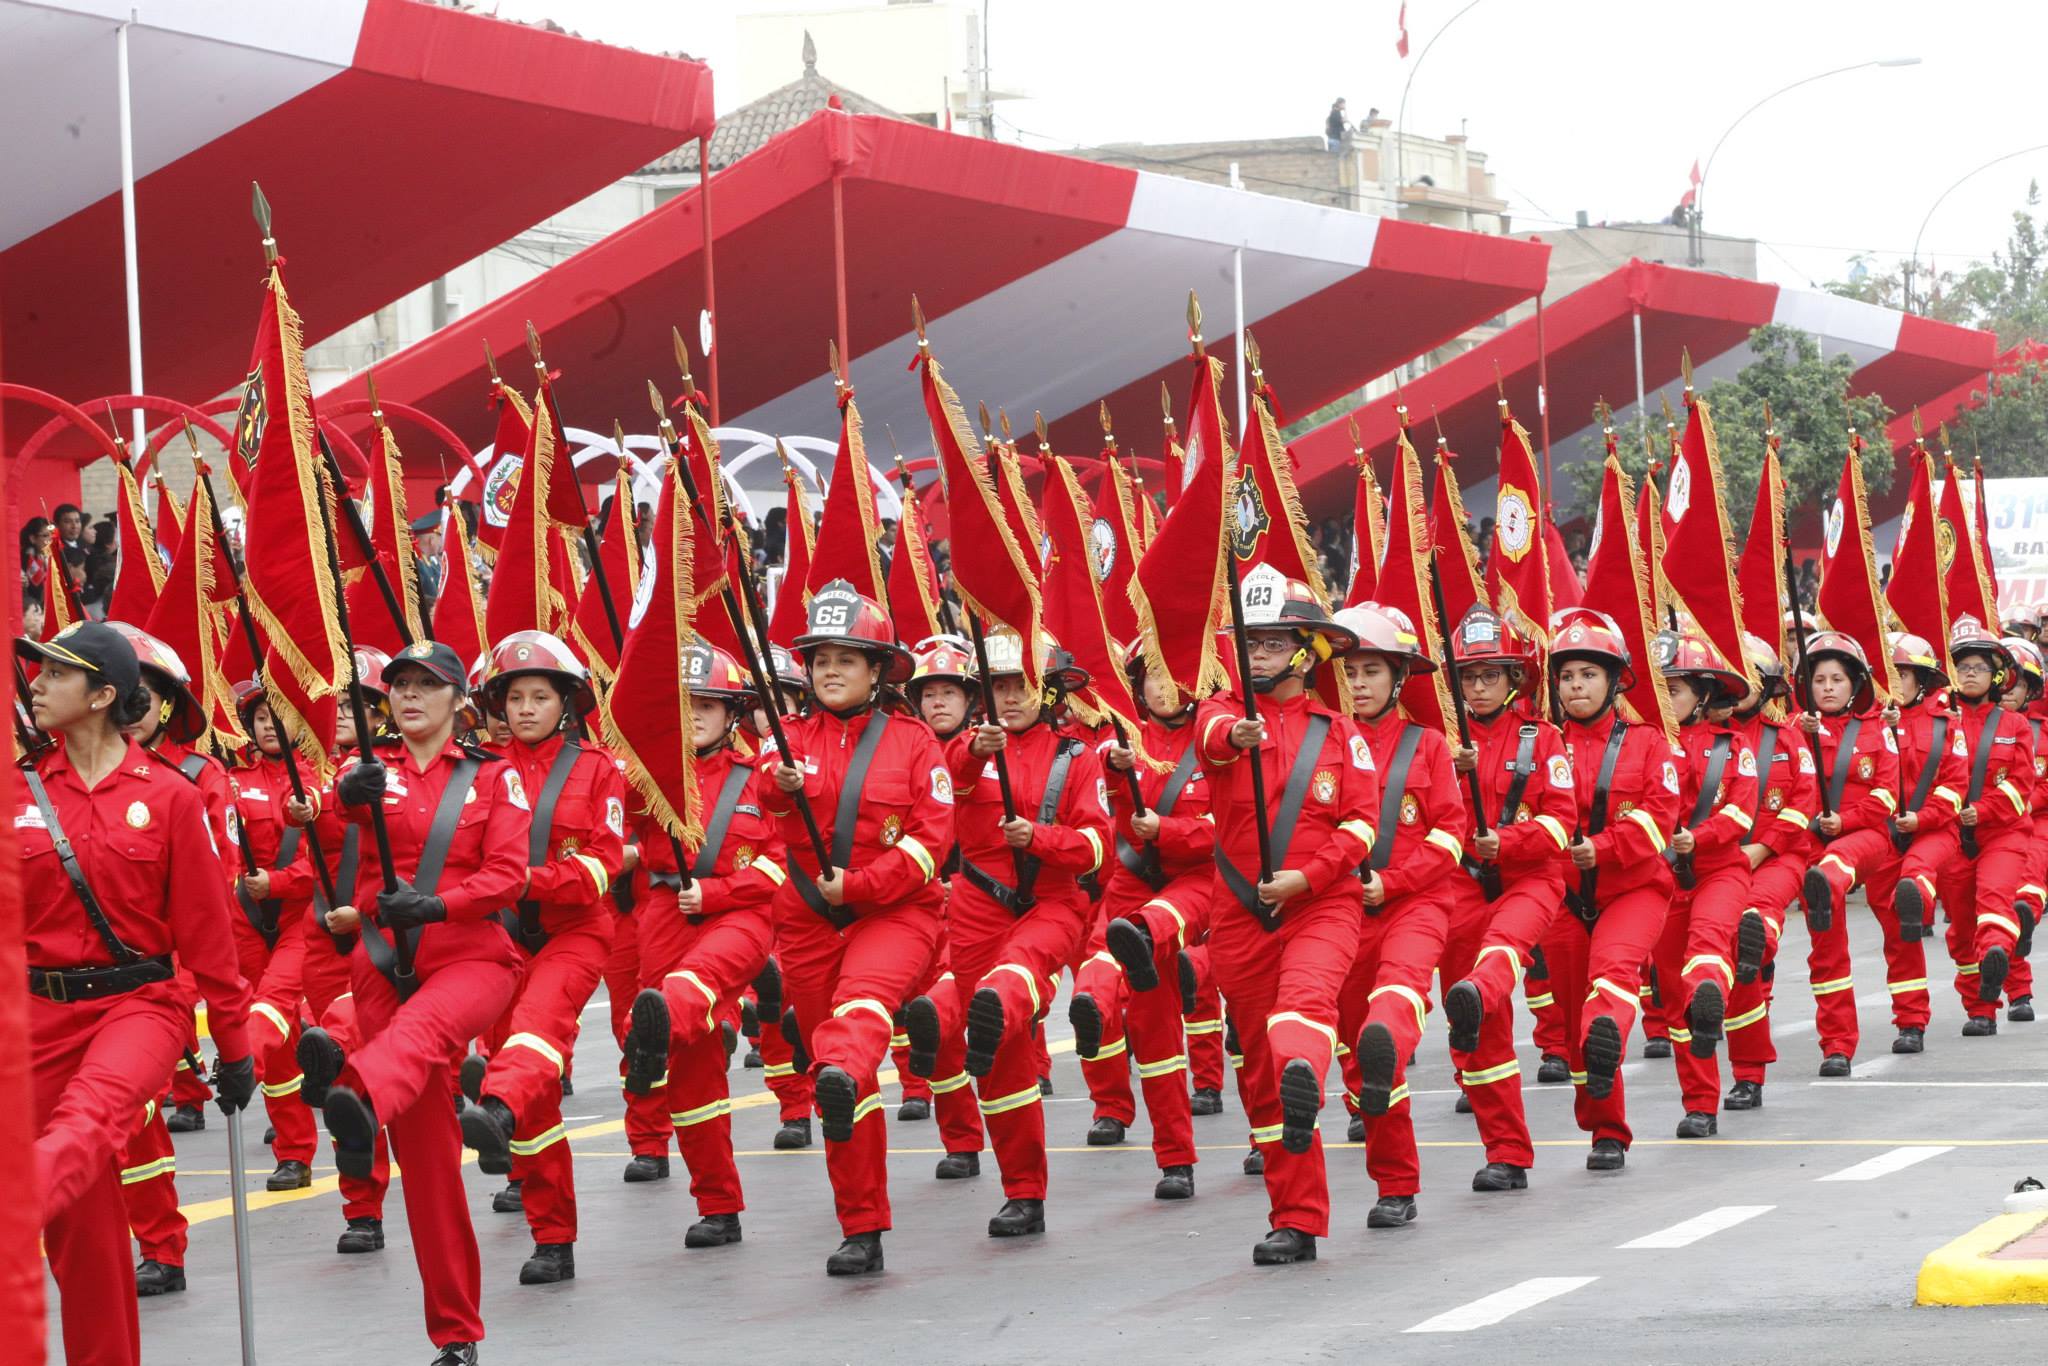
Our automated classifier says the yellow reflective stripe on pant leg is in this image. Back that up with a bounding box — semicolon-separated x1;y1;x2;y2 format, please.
1386;1083;1411;1107
1134;1053;1188;1080
1568;1070;1588;1086
1590;977;1638;1010
1810;976;1855;996
1086;951;1122;972
1955;961;1982;977
762;1061;795;1079
1668;1027;1694;1044
252;1001;293;1040
852;1091;887;1125
1367;983;1428;1034
1145;897;1188;945
889;1032;911;1049
671;1097;732;1128
1266;1010;1340;1052
1249;1122;1285;1144
509;1123;568;1156
978;1083;1043;1117
1683;954;1734;988
120;1155;176;1185
832;997;895;1029
1091;1035;1131;1061
1475;943;1524;986
1725;1003;1769;1031
1980;912;2023;941
667;969;720;1031
1888;977;1930;995
502;1031;566;1075
930;1071;973;1095
261;1074;303;1099
1182;1018;1224;1036
1459;1059;1522;1086
990;964;1043;1016
1524;991;1556;1009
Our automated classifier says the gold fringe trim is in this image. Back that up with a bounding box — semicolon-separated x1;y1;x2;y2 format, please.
1685;400;1757;691
376;425;426;641
116;462;168;595
188;476;249;753
1430;451;1487;614
1128;357;1231;710
842;396;891;605
894;474;945;641
682;406;736;615
1387;431;1453;737
439;498;491;664
1047;457;1167;772
1837;448;1903;702
1598;455;1678;744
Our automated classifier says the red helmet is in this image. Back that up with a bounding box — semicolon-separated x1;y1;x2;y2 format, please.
1739;632;1786;695
479;630;598;716
1239;564;1357;656
794;579;912;684
683;641;755;703
2005;637;2043;691
769;643;807;693
232;677;266;717
353;645;394;700
1548;607;1632;682
1449;603;1532;673
1795;629;1873;710
907;635;975;701
979;627;1090;694
1950;615;2015;688
104;621;206;743
1889;631;1945;685
1333;603;1438;674
1653;628;1745;702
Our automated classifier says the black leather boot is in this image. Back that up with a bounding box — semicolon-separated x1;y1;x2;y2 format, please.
1251;1227;1315;1264
684;1213;742;1248
518;1242;574;1285
1106;917;1159;991
826;1231;884;1276
987;1198;1045;1236
460;1096;516;1176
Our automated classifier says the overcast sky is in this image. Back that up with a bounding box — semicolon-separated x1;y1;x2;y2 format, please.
499;0;2048;293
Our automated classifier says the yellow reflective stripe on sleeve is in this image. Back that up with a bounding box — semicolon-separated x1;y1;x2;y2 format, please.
1533;814;1569;849
120;1156;176;1185
977;1084;1043;1117
833;997;895;1029
1725;1003;1769;1031
1777;808;1812;829
896;835;937;882
1459;1059;1521;1086
1622;808;1667;853
1134;1053;1188;1079
502;1031;567;1075
852;1091;886;1124
1932;785;1962;811
1424;828;1464;862
251;1001;292;1040
1202;714;1241;760
1523;991;1556;1009
1248;1122;1285;1144
1091;1035;1131;1061
930;1071;974;1095
1719;805;1754;831
1337;819;1375;850
508;1122;569;1156
671;1097;732;1128
1475;943;1524;987
990;963;1044;1016
570;851;610;897
1265;1010;1340;1050
750;857;787;887
1077;827;1105;874
1873;789;1899;813
1182;1018;1224;1035
1810;976;1855;996
1887;977;1929;995
1998;781;2027;816
1367;983;1428;1033
260;1074;303;1099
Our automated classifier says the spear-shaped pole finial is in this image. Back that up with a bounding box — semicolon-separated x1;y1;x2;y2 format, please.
673;327;694;391
104;401;129;463
251;181;276;265
483;338;502;388
1396;401;1410;432
1160;381;1176;433
526;321;547;385
998;408;1013;444
1911;405;1924;439
1099;400;1116;448
1432;404;1448;451
1244;329;1262;381
367;369;386;431
612;419;627;455
1187;291;1205;357
911;294;929;351
647;381;678;441
1763;400;1777;444
1493;361;1508;419
977;401;993;441
1680;347;1695;395
180;417;211;476
828;339;845;394
1660;391;1677;431
1939;421;1954;454
883;424;911;481
1346;413;1363;466
774;436;797;477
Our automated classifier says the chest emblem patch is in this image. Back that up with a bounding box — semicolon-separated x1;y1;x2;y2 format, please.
880;814;903;846
735;845;756;870
1855;755;1874;780
1312;770;1337;804
125;801;151;829
1399;792;1420;824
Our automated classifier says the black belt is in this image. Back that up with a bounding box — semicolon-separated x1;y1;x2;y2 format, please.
29;954;175;1003
961;858;1030;914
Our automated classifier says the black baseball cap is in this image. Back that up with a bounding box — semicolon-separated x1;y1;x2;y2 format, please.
15;621;142;699
382;639;468;690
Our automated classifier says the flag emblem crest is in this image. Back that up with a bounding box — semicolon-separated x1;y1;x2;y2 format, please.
1230;474;1270;560
233;363;266;473
1496;488;1535;561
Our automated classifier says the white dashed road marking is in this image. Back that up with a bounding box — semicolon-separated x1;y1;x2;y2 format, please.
1618;1205;1775;1249
1404;1277;1600;1332
1816;1145;1954;1181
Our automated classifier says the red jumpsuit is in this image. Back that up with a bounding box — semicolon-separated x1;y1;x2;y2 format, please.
946;722;1109;1202
637;742;784;1218
337;739;526;1349
1076;713;1213;1172
227;752;321;1165
25;739;253;1366
477;732;623;1249
1857;699;1968;1034
1725;710;1821;1085
1198;691;1376;1238
1539;712;1679;1150
1340;707;1464;1200
1448;705;1576;1169
1940;697;2036;1020
764;706;951;1239
1804;708;1901;1059
1653;718;1757;1113
2006;704;2048;1007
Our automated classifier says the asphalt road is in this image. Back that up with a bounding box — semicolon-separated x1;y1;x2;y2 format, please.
77;901;2048;1364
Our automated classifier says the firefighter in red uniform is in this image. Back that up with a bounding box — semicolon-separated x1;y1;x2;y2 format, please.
1539;607;1678;1171
753;642;816;1151
19;622;256;1366
1331;603;1461;1229
900;637;980;1172
764;582;952;1276
456;631;624;1287
307;641;528;1365
621;641;786;1249
945;629;1109;1234
1939;617;2037;1033
1998;635;2044;1022
1198;565;1376;1265
1717;635;1822;1108
226;680;323;1189
1441;604;1575;1192
1649;629;1759;1138
1795;631;1901;1072
1075;640;1213;1200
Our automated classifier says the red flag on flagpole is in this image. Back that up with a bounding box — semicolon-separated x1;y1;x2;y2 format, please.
343;413;425;655
109;458;167;625
570;467;640;679
1738;418;1791;662
1939;456;1998;632
1886;440;1948;669
1342;419;1387;607
145;472;246;750
1042;454;1158;763
806;374;892;607
432;503;490;668
1489;402;1552;646
1369;421;1457;738
1818;435;1902;702
1972;454;2003;618
1428;434;1488;626
38;546;79;641
989;417;1046;580
1678;159;1702;211
1159;384;1186;511
1235;339;1333;604
1396;1;1411;57
1095;406;1145;642
1581;452;1677;742
1661;372;1757;689
767;450;816;647
887;464;946;648
485;384;566;644
1130;340;1232;708
476;373;533;557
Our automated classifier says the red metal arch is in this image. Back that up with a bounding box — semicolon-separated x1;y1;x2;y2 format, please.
320;397;483;488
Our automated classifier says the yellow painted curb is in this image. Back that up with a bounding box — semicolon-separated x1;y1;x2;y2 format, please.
1917;1210;2048;1305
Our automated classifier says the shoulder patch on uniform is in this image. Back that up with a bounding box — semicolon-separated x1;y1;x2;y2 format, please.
931;767;954;805
1661;761;1680;794
1883;729;1899;752
1797;748;1816;774
1737;749;1757;777
503;769;530;811
1547;754;1573;790
605;796;624;837
1348;734;1373;771
1096;777;1110;817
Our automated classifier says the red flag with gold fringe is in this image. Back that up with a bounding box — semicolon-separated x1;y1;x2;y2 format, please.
991;423;1046;580
344;416;425;655
1738;427;1791;661
571;468;640;679
1234;344;1332;604
915;321;1044;686
887;470;946;647
1661;380;1756;689
237;257;347;777
1886;442;1948;667
145;472;246;750
485;385;566;644
476;376;533;556
807;381;891;607
1042;454;1159;765
672;399;740;659
1581;452;1677;742
1488;407;1552;647
1938;458;1994;633
37;546;78;641
1129;345;1231;708
109;459;167;626
1159;383;1186;511
768;453;816;647
1342;420;1387;608
1096;411;1146;642
1368;425;1457;738
1818;438;1902;702
1427;434;1487;627
1973;455;2002;616
433;503;490;668
602;455;703;845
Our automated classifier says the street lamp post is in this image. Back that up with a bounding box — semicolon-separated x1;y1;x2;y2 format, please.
1691;57;1920;265
1908;143;2048;312
1393;0;1486;213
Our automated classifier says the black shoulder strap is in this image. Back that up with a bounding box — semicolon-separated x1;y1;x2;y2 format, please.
1216;713;1332;928
362;757;482;997
178;754;207;782
1114;739;1201;890
236;821;302;950
692;759;756;876
1037;738;1081;825
1496;724;1541;828
1748;724;1780;825
1683;735;1734;832
1825;716;1865;812
961;735;1082;910
23;770;143;964
1903;714;1948;817
1368;723;1427;873
509;742;586;946
790;713;892;928
1571;720;1631;912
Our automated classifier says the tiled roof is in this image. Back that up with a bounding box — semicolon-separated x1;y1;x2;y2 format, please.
639;31;911;175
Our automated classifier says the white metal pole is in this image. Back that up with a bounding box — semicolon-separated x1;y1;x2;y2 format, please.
1632;306;1647;432
1230;162;1247;436
117;20;145;450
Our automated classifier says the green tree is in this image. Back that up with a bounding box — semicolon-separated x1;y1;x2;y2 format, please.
1825;182;2048;346
1950;358;2048;475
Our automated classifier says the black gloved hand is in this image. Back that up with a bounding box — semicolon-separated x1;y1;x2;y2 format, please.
213;1054;256;1114
378;880;447;933
336;760;387;808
